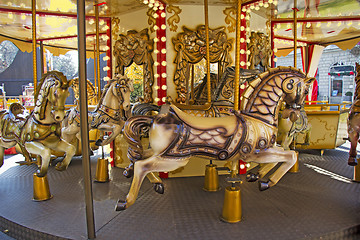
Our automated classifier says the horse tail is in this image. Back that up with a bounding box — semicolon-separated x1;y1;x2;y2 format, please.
124;115;154;163
131;103;160;117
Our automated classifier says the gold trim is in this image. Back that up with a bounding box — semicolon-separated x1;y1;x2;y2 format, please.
223;7;236;33
167;5;182;32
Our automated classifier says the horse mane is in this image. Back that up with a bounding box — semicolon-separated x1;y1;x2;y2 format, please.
240;66;306;110
35;71;68;120
354;63;360;101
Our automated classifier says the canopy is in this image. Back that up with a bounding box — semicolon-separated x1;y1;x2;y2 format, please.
0;0;359;56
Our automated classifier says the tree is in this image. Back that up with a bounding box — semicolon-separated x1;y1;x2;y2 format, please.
0;41;19;74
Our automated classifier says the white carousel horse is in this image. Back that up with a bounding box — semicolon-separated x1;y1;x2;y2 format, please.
0;71;76;177
347;63;360;166
116;66;314;210
61;74;133;147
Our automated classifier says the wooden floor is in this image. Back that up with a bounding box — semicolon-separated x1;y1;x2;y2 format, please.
0;144;359;240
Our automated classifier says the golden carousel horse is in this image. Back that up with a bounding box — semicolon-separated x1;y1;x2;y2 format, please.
0;71;76;177
347;63;360;166
277;104;311;150
116;66;314;210
61;74;133;147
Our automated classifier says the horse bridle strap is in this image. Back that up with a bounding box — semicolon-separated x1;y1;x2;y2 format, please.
99;104;121;121
23;115;61;142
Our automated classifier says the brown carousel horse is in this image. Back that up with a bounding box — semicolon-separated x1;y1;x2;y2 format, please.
116;66;314;210
347;63;360;166
0;71;76;176
61;74;133;147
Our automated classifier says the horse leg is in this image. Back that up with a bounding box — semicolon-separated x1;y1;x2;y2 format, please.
53;139;77;171
116;155;189;210
246;162;277;182
25;142;52;177
0;146;4;168
247;146;297;191
146;173;164;194
348;131;358;166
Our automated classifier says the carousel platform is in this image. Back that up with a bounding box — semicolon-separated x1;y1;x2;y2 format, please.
0;144;359;240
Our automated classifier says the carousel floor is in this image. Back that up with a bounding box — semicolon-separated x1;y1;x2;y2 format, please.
0;144;359;240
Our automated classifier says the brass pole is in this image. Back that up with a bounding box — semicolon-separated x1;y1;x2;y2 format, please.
233;0;242;110
77;0;96;238
95;0;101;99
94;45;97;94
32;0;37;93
204;0;211;104
40;41;44;76
293;0;297;68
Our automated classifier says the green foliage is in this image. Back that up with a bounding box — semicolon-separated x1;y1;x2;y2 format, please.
0;41;18;74
52;52;78;79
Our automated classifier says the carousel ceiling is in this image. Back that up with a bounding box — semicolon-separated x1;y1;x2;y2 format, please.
0;0;359;55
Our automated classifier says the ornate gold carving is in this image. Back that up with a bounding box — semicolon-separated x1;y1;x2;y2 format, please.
113;29;154;103
146;9;157;33
112;17;121;41
167;5;182;32
223;7;236;33
172;25;233;103
247;32;272;72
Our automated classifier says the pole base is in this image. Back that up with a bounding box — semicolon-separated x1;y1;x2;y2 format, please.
220;186;241;223
95;158;110;183
288;151;300;173
203;164;220;192
353;164;360;183
33;173;53;201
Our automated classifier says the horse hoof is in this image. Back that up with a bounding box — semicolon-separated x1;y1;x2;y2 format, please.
36;170;45;178
246;172;259;182
258;180;270;191
55;163;67;171
348;157;358;166
115;199;127;211
95;139;103;146
153;183;164;194
123;168;133;178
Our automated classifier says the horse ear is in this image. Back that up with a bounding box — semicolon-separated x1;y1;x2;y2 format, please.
305;77;315;85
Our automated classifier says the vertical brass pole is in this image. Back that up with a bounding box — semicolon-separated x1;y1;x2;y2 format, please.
204;0;211;104
233;0;242;111
293;0;297;68
40;41;44;76
95;1;101;99
32;0;37;93
94;44;97;93
77;0;96;238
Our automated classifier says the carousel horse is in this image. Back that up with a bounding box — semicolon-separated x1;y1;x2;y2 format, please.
0;71;76;176
347;63;360;166
277;104;311;150
61;74;133;147
116;66;314;210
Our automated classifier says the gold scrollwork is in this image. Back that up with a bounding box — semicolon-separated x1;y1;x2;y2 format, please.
167;5;182;32
247;31;272;72
113;29;154;103
172;25;233;103
147;9;157;33
112;17;121;41
223;7;236;33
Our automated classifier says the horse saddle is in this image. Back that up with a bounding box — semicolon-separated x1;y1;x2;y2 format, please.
168;104;238;136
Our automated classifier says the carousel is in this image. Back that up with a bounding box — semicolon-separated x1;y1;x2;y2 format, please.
0;0;359;239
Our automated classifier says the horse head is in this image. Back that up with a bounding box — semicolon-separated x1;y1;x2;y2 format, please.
282;74;315;109
112;74;133;112
36;71;70;122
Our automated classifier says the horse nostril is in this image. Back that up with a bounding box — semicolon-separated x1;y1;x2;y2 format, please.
55;116;61;121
